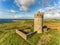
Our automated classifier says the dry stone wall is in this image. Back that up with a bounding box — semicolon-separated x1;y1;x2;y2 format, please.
16;29;36;40
16;29;27;40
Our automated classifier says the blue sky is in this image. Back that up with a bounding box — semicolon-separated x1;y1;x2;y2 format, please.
0;0;60;19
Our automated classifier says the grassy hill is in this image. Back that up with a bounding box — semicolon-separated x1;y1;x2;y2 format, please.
0;19;60;45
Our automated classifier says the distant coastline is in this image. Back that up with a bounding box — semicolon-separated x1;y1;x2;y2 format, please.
0;19;34;23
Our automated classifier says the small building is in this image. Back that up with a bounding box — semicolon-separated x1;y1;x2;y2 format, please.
43;25;48;32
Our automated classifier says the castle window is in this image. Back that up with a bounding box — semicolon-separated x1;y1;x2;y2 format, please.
37;14;39;16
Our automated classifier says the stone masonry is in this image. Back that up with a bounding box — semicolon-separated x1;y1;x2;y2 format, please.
16;29;37;40
34;11;43;33
16;11;45;40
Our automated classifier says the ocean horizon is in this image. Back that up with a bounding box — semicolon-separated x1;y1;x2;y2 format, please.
0;19;34;23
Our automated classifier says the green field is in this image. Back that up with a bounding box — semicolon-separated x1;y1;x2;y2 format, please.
0;20;60;45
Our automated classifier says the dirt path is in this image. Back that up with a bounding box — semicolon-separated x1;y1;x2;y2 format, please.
37;34;52;45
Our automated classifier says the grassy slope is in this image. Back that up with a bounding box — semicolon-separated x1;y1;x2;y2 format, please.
47;30;60;45
0;19;60;45
0;30;42;45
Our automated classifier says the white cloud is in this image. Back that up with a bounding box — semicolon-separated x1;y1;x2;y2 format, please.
20;6;29;11
45;7;55;11
14;15;22;18
8;10;16;13
37;1;60;19
38;4;60;19
23;15;33;19
0;12;3;14
13;15;33;19
15;0;35;11
44;9;60;19
10;10;16;13
38;9;45;12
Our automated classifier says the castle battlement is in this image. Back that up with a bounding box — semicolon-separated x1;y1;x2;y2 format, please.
34;11;44;33
34;11;43;18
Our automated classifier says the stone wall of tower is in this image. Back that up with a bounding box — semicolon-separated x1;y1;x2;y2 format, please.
34;11;43;33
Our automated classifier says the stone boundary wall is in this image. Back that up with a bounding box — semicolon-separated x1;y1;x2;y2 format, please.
27;31;37;39
16;29;27;40
16;29;37;40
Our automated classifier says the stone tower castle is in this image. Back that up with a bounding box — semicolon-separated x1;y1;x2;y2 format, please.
34;11;43;33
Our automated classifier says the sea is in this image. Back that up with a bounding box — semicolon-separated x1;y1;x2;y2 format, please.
0;19;33;23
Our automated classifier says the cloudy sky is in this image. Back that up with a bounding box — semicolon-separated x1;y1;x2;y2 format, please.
0;0;60;19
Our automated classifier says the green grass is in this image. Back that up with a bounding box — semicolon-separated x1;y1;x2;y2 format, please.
0;29;60;45
0;30;42;45
47;30;60;45
0;19;60;45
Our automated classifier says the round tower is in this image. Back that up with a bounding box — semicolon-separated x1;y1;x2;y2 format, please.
34;11;44;33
